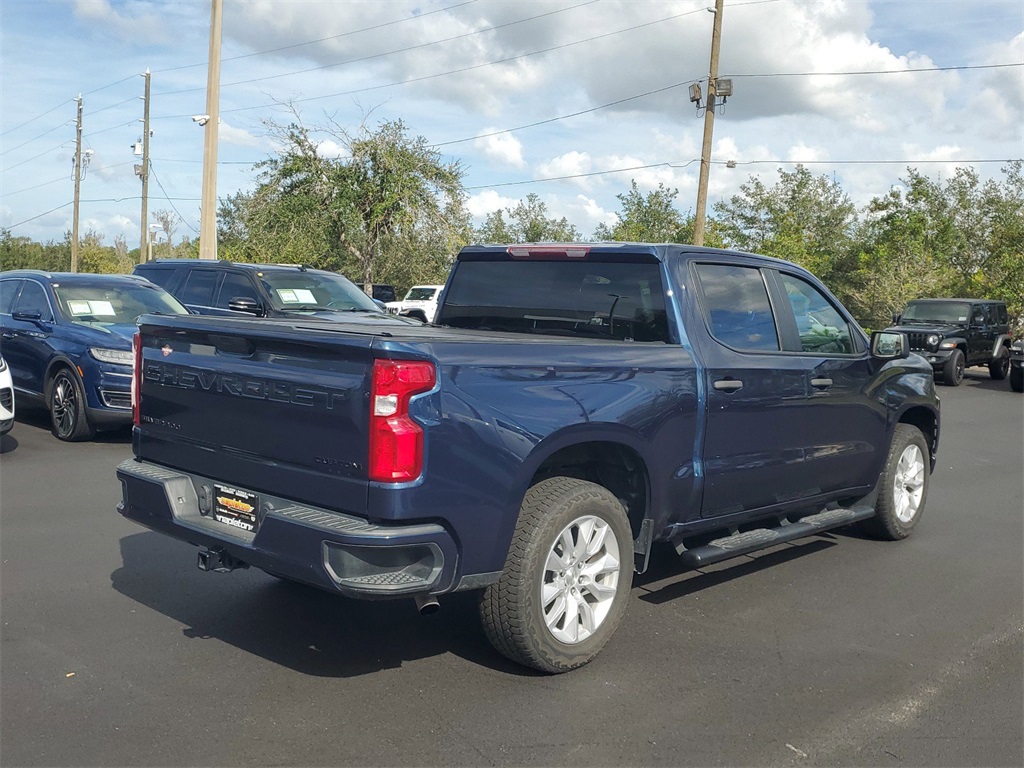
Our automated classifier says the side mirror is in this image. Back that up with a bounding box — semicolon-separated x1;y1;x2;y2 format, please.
13;309;50;328
227;297;263;316
891;313;901;325
372;299;387;311
871;330;910;360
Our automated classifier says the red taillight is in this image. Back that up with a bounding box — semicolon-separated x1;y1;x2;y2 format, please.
368;359;436;483
131;332;142;428
507;245;590;259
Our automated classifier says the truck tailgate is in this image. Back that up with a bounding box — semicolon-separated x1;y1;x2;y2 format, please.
134;317;376;516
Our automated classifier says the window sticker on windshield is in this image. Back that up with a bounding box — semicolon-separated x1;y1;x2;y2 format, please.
276;288;317;304
958;316;967;322
68;300;116;316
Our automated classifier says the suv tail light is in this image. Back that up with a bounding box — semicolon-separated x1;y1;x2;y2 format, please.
131;332;142;427
369;359;436;482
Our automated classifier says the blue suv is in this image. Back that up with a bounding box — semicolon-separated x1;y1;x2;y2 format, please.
0;270;188;441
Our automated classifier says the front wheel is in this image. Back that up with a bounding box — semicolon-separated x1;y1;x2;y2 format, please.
480;476;633;673
49;369;94;442
989;347;1010;380
862;424;929;541
941;349;965;386
1010;364;1023;393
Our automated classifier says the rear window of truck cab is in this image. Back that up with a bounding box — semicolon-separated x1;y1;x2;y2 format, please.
438;257;669;342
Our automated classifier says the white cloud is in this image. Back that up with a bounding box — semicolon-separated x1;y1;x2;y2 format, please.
220;123;264;149
466;189;518;218
787;143;829;163
315;140;347;159
535;150;592;182
72;0;165;43
474;130;525;168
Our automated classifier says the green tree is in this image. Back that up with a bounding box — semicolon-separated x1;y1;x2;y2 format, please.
594;181;685;242
221;117;468;290
474;193;581;243
713;165;858;288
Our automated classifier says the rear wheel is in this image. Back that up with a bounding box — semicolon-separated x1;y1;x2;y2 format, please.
480;476;633;673
48;368;94;442
989;347;1009;380
941;349;965;386
862;424;929;541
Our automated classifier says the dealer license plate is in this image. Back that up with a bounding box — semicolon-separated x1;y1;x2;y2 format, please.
212;484;260;534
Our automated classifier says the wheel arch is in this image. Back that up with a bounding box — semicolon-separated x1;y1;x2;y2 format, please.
43;355;84;398
522;428;652;540
896;405;939;471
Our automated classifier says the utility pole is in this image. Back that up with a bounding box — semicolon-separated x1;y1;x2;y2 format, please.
198;0;223;260
693;0;725;247
71;95;83;273
138;69;151;262
137;72;152;264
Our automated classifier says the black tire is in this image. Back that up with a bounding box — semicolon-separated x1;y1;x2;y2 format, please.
48;368;94;442
480;476;633;673
941;349;965;386
861;424;929;541
988;347;1010;380
1011;365;1023;393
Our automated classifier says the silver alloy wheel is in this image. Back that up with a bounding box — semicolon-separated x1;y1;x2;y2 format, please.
893;443;926;523
541;514;621;644
52;375;77;438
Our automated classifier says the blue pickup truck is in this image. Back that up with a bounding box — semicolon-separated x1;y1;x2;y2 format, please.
117;243;940;672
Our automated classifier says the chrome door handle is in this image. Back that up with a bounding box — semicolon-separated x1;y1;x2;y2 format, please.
810;377;833;390
713;378;744;392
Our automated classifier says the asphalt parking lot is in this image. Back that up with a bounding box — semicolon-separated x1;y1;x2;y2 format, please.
1;371;1021;767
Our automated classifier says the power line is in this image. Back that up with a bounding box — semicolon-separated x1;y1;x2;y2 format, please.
156;0;484;73
0;121;71;158
0;141;73;174
724;62;1022;78
155;0;602;97
155;4;712;120
714;157;1021;166
149;163;200;234
465;157;1019;190
4;201;73;230
435;79;700;148
1;75;137;140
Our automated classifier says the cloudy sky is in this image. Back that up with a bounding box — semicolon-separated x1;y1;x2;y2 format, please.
1;0;1021;249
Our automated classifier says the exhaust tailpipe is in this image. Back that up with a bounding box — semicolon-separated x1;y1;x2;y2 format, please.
414;594;440;615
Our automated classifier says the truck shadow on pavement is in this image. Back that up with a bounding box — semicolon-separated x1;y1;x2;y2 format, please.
635;537;837;605
111;531;536;677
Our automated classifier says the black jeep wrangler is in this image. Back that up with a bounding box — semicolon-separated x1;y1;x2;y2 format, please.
1010;339;1023;392
886;298;1012;386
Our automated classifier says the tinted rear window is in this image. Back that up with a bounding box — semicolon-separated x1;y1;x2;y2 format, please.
438;260;669;342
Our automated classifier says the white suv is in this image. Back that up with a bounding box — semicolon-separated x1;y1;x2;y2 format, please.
0;355;14;436
385;285;445;323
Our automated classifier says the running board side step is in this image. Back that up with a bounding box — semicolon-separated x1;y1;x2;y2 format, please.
676;506;876;569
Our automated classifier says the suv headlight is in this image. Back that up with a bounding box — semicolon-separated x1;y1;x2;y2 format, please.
0;357;7;373
926;334;940;347
90;347;134;365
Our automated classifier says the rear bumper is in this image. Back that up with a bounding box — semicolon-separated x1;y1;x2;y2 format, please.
116;458;459;598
